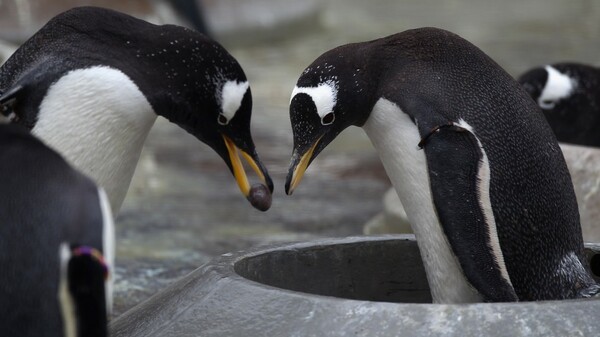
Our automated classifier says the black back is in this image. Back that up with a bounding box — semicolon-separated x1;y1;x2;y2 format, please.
519;63;600;146
0;124;106;336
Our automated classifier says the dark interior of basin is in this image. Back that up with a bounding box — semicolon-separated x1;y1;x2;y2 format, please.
234;238;600;304
234;238;432;303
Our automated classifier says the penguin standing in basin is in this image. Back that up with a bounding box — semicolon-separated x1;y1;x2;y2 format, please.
0;124;114;336
286;28;599;302
518;63;600;147
0;6;273;214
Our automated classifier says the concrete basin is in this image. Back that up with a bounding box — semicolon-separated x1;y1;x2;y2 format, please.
110;235;600;337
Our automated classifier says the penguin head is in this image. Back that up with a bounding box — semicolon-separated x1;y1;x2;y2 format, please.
518;63;600;146
151;39;273;200
285;45;376;194
121;19;274;204
518;64;578;110
59;244;109;337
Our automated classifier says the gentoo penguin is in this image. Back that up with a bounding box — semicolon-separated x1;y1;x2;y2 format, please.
518;63;600;147
285;28;600;303
0;6;273;213
0;124;114;336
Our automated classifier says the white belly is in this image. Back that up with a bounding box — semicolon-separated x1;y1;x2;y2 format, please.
34;66;157;213
363;97;481;303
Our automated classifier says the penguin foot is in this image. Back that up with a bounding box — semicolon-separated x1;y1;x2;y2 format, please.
578;284;600;298
418;122;468;149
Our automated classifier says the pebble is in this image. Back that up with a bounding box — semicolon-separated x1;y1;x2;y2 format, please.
248;183;272;211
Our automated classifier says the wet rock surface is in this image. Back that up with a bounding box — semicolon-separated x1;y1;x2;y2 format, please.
562;144;600;241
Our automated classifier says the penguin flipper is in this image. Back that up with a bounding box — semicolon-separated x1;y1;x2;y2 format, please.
423;121;519;302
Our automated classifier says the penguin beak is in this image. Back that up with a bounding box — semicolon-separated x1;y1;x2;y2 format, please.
222;135;274;198
285;136;322;195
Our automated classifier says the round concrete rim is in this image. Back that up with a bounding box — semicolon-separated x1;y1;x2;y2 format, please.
111;235;600;337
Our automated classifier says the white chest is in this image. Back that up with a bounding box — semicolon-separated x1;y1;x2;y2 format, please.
363;98;481;303
33;66;157;213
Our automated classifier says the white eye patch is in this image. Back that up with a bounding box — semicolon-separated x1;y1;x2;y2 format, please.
538;66;576;109
220;80;249;123
290;81;338;120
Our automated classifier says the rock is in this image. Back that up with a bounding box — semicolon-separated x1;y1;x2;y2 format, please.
363;189;411;235
248;183;272;211
202;0;323;45
561;143;600;241
0;40;17;64
0;0;158;43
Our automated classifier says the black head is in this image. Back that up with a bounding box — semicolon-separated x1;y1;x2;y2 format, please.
518;63;600;146
139;30;274;203
0;7;273;209
285;43;378;194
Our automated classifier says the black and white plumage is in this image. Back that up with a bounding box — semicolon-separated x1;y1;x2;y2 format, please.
285;28;599;303
518;63;600;147
0;6;272;213
0;124;114;337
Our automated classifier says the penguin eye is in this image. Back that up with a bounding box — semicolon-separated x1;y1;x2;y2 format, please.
218;114;229;125
321;112;335;125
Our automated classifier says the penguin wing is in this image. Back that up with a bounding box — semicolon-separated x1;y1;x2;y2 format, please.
422;121;518;302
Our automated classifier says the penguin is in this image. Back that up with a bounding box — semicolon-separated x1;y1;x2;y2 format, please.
518;63;600;147
0;6;273;214
0;124;114;337
285;28;600;303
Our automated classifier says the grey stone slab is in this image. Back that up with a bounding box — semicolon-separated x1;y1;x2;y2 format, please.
562;143;600;241
110;236;600;337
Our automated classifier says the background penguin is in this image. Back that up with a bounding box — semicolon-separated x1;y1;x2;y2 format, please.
285;27;599;303
518;63;600;147
0;124;114;337
168;0;211;36
0;6;273;214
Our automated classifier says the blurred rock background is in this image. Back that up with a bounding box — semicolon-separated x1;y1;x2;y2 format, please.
1;0;599;318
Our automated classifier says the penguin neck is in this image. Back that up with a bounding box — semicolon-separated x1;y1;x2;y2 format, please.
33;66;157;213
363;97;481;303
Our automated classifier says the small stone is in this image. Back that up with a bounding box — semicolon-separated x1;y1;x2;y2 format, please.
248;184;272;211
